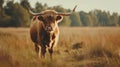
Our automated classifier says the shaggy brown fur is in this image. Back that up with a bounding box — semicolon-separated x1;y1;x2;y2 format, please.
30;10;63;59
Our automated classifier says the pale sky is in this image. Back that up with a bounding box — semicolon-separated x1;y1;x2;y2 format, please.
14;0;120;14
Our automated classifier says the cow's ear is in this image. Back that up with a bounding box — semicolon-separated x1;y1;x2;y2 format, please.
38;16;44;21
56;15;63;23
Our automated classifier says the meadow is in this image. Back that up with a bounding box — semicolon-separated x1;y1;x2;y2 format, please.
0;27;120;67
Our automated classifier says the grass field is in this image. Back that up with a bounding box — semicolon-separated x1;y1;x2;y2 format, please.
0;27;120;67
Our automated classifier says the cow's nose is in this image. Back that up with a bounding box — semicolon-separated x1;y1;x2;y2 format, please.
47;27;53;31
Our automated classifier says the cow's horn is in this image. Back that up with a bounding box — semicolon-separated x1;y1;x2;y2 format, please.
24;4;44;16
57;5;77;16
29;10;44;16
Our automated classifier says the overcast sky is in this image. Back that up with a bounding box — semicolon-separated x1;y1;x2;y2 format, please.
14;0;120;14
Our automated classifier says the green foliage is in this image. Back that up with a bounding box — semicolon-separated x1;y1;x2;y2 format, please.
0;0;4;9
2;1;30;27
110;13;119;26
20;0;31;10
0;1;12;27
70;12;82;26
59;16;71;26
0;0;120;27
80;11;89;26
35;2;45;12
13;3;30;27
88;11;99;26
0;15;12;27
118;16;120;25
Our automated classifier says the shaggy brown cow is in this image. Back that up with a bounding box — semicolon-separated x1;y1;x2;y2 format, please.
30;6;77;59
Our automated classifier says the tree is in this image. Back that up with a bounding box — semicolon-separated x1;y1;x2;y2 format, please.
118;16;120;26
0;0;120;27
0;0;4;9
86;14;94;26
4;1;14;16
70;12;82;26
0;0;4;17
79;11;88;26
13;3;30;27
89;11;99;26
4;1;30;27
43;3;48;10
35;2;45;12
0;0;12;27
20;0;31;10
0;15;12;27
110;12;119;26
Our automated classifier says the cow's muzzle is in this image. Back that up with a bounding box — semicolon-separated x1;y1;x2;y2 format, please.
46;26;53;32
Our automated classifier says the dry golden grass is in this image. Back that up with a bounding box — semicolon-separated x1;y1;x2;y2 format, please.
0;27;120;67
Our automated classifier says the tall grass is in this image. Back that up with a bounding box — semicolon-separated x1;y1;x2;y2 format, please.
0;27;120;67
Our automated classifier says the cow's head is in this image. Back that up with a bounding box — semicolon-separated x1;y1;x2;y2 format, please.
30;5;77;33
37;10;63;33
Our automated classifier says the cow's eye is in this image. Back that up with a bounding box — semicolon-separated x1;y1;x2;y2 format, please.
38;16;44;21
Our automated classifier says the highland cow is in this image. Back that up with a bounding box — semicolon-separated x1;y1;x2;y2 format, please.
29;6;77;59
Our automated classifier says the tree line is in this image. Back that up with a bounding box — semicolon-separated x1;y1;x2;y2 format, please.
0;0;120;27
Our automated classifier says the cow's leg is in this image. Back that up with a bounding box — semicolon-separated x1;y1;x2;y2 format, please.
48;48;53;59
48;42;54;59
35;43;40;57
41;45;46;58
